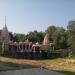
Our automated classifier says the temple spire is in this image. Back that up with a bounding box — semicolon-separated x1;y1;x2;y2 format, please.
1;16;10;43
5;16;6;26
43;34;50;45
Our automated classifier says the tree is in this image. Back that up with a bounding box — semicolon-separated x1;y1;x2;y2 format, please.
9;32;14;41
52;28;68;49
67;20;75;55
26;30;44;43
13;33;26;42
45;26;56;41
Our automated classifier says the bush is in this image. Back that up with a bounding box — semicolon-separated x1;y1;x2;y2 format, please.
48;50;62;58
0;42;2;55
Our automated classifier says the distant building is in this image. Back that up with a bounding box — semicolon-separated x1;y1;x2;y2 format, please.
67;20;75;29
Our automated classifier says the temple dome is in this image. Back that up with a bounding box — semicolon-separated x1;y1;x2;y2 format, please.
43;34;50;45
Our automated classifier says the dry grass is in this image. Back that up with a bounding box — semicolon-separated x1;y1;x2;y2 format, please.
0;56;75;73
43;58;75;72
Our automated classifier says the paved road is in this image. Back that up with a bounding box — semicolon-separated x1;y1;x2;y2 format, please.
0;68;64;75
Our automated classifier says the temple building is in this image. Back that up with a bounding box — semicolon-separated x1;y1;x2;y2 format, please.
0;19;54;58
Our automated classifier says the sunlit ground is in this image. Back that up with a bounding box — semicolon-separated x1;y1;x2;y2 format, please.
0;56;75;75
44;58;75;75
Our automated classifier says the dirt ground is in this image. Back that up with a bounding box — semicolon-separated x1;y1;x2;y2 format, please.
0;56;75;72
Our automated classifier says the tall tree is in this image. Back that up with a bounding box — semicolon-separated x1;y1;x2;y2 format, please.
26;30;44;43
13;33;26;42
9;32;14;41
45;26;56;41
52;28;68;49
67;20;75;55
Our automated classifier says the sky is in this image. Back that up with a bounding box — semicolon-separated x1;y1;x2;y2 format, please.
0;0;75;34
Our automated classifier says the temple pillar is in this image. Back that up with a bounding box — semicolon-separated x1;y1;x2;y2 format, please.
33;47;35;52
47;51;50;58
29;44;32;52
22;44;23;52
23;44;25;52
39;50;42;58
17;45;19;52
25;44;27;51
28;44;31;51
33;47;36;58
20;45;21;52
53;46;54;50
11;45;14;53
18;45;20;52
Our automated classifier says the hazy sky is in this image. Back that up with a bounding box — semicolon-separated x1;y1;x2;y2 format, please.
0;0;75;34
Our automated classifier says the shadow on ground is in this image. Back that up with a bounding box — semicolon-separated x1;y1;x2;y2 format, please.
54;70;75;75
0;54;61;60
0;61;39;72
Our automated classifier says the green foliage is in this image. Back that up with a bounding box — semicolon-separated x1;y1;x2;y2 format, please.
48;50;62;58
12;30;45;43
9;32;14;41
45;26;56;41
0;42;2;54
49;50;62;53
67;21;75;55
52;28;68;49
13;33;27;42
0;43;2;50
56;70;75;75
26;30;44;43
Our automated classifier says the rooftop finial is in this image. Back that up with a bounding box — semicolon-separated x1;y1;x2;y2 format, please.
5;16;6;26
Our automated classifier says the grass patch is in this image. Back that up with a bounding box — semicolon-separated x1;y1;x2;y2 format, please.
0;61;38;71
68;55;75;59
1;62;21;67
43;58;75;74
0;62;23;71
49;50;62;53
55;70;75;75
